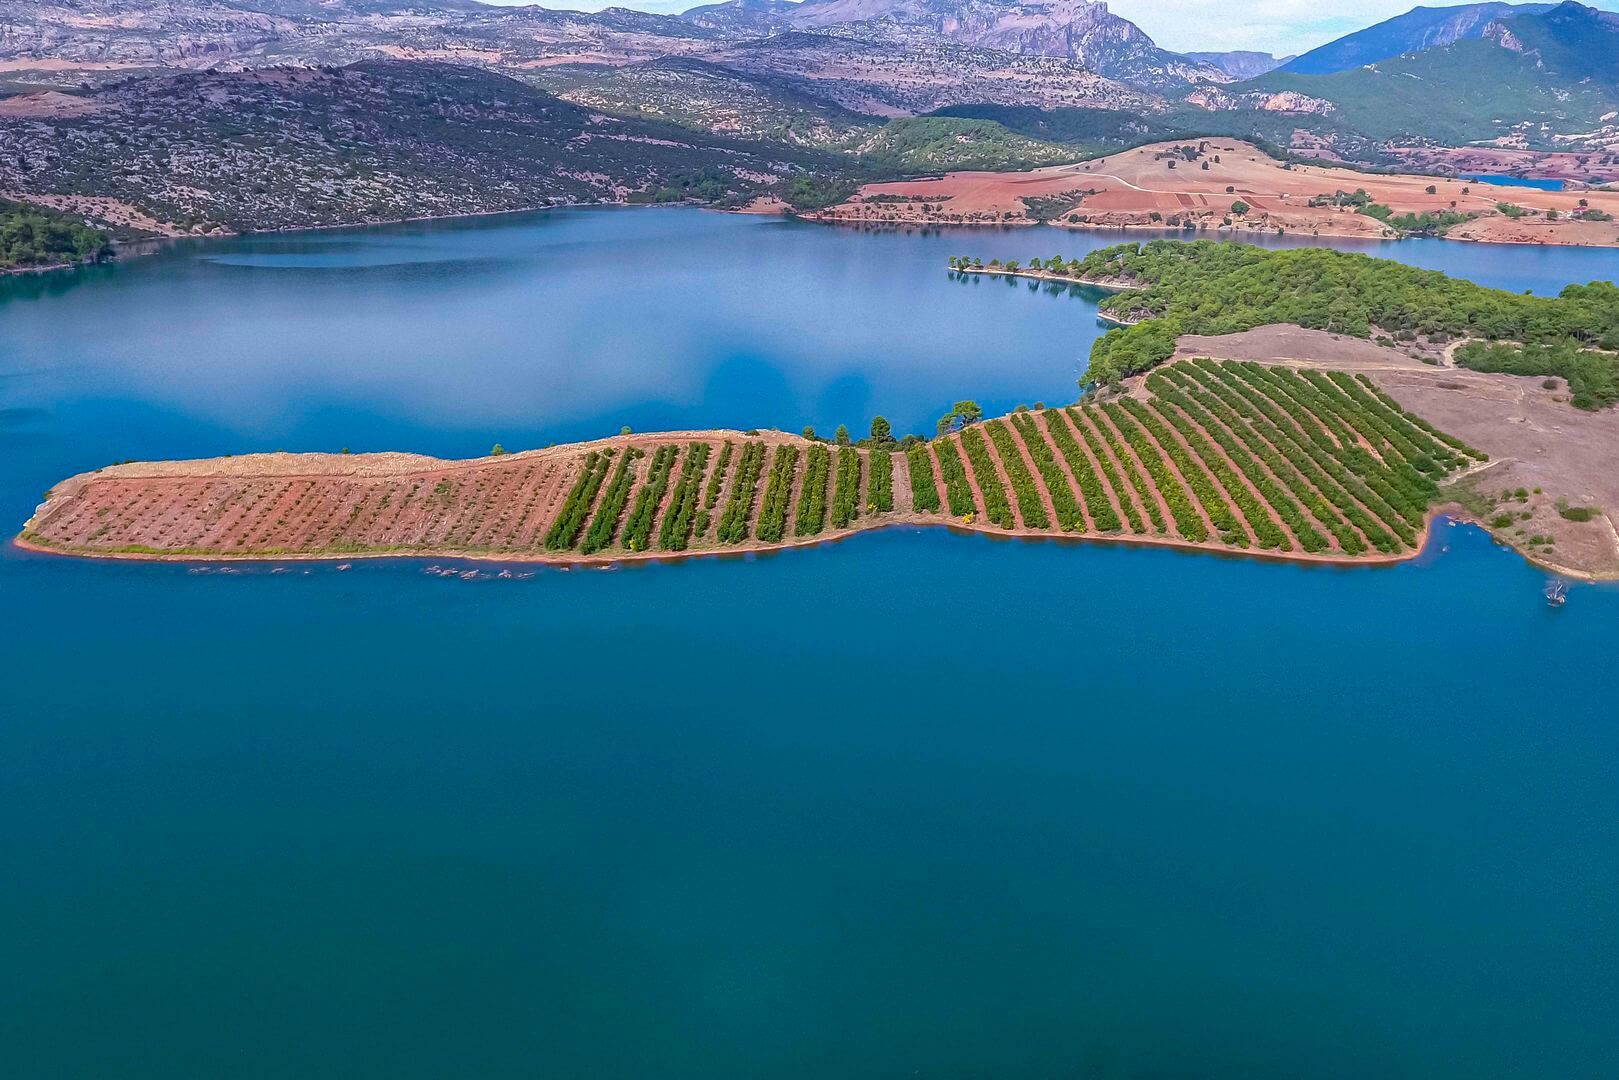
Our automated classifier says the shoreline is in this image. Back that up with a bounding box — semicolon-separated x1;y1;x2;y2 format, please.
11;506;1519;578
950;265;1142;292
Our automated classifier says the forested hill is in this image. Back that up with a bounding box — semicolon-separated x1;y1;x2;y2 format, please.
0;198;111;270
1246;2;1619;144
1060;241;1619;407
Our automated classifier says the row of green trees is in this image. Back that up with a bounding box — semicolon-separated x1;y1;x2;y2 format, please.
659;443;713;552
1009;412;1085;532
705;441;735;511
1151;370;1332;554
756;446;799;543
580;448;642;555
1177;363;1370;552
1117;397;1244;546
934;440;976;518
1210;362;1405;551
1036;410;1121;532
621;445;679;552
1141;382;1293;550
907;446;941;512
958;427;1014;529
984;420;1049;530
717;441;767;544
1258;369;1430;536
795;444;831;538
868;449;894;513
832;446;863;529
544;450;611;550
1102;403;1207;543
1068;408;1153;533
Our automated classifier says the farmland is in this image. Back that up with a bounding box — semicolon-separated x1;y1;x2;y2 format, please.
23;358;1499;569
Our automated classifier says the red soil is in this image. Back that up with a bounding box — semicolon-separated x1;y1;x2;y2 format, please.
809;140;1619;247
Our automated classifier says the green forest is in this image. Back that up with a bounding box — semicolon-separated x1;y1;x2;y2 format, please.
1062;240;1619;407
0;199;112;271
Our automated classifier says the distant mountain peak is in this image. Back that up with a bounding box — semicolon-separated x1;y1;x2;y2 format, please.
1280;2;1555;75
684;0;1229;91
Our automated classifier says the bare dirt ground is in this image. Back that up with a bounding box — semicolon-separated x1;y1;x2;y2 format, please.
0;191;193;237
0;89;101;118
1174;326;1619;576
811;140;1619;246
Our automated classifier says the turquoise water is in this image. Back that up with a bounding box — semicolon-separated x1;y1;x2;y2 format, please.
1463;174;1566;192
3;210;1617;1078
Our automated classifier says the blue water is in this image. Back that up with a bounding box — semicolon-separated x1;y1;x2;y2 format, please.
1464;174;1566;192
3;209;1618;1078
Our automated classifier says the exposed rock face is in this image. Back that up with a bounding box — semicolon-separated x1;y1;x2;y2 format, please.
1185;88;1335;115
751;0;1232;91
1181;50;1292;79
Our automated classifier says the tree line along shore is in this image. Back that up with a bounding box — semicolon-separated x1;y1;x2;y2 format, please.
21;358;1496;570
965;241;1619;409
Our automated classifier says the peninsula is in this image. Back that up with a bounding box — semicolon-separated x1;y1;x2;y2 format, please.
21;241;1618;577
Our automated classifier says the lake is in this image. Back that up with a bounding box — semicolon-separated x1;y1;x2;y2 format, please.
2;209;1616;1079
1463;174;1566;192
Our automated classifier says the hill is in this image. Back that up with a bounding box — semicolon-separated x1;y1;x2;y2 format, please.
0;62;857;233
1250;2;1619;146
1279;2;1553;75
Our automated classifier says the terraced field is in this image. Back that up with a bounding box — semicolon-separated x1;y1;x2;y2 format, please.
20;361;1486;565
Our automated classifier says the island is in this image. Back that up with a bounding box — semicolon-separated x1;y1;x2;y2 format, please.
20;242;1618;578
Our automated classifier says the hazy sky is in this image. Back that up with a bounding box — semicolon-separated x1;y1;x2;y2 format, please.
478;0;1618;55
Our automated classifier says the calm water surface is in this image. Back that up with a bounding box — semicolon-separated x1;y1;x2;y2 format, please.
2;209;1617;1078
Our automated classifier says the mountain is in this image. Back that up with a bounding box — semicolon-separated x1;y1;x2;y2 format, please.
681;0;1230;92
1279;2;1553;75
681;0;805;33
0;61;854;232
0;0;724;79
1182;51;1293;78
1249;2;1619;145
695;22;1156;115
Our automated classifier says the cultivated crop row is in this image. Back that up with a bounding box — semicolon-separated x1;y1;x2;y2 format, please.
868;451;894;513
1070;407;1158;533
544;450;611;550
658;442;712;552
985;419;1050;530
957;426;1014;529
1011;412;1086;531
934;440;976;517
832;446;863;529
796;444;831;537
621;444;679;552
580;447;642;554
907;446;940;512
717;440;767;544
756;445;799;543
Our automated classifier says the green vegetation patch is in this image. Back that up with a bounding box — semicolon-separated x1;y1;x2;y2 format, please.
0;198;112;270
1062;241;1619;401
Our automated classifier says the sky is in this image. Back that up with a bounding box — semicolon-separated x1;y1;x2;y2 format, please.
478;0;1619;55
